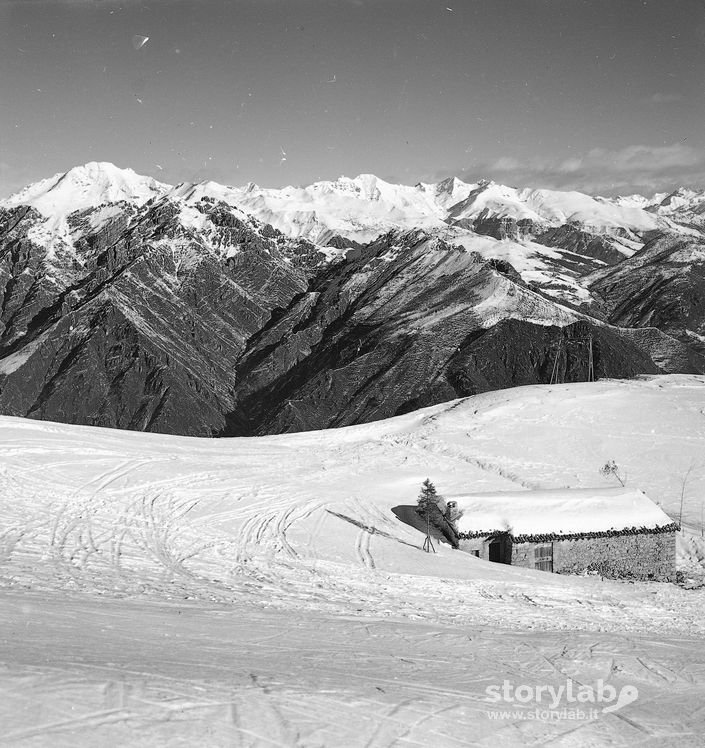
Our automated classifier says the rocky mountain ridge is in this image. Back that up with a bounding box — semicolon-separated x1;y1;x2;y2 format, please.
0;192;314;434
1;162;704;436
587;233;705;358
220;230;681;436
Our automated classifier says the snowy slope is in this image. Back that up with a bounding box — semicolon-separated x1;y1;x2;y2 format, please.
448;181;660;233
448;181;545;223
1;375;705;744
196;175;667;244
447;228;599;304
649;187;705;229
1;375;703;597
612;188;705;234
176;173;453;245
0;162;170;261
2;161;169;218
522;187;659;230
416;174;479;209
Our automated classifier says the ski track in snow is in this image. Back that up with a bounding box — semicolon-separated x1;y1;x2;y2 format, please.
2;594;704;746
1;376;705;744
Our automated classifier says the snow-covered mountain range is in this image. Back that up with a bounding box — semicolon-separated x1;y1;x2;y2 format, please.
5;160;704;308
1;161;705;436
5;161;705;245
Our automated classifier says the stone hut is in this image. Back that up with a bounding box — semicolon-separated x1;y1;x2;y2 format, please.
452;487;678;581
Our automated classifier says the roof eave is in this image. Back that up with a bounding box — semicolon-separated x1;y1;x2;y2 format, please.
458;522;680;544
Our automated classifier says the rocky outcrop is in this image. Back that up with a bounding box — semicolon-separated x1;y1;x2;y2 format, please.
534;223;628;266
454;210;540;241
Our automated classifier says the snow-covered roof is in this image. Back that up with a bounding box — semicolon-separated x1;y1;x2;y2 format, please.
452;487;676;541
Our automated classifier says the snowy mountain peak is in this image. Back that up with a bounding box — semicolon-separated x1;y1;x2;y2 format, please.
5;162;705;249
658;187;704;210
611;193;663;209
435;175;463;193
416;175;477;209
167;180;251;224
2;161;169;218
222;173;453;244
333;174;383;200
445;180;661;233
303;174;391;201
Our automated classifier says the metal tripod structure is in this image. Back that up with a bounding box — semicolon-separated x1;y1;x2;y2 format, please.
549;331;595;385
423;512;436;553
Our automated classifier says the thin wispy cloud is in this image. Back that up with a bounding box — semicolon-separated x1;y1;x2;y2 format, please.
645;92;683;105
454;143;705;196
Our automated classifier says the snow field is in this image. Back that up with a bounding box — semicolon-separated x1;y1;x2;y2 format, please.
1;375;705;745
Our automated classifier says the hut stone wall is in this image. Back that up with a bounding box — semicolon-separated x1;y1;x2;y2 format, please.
550;531;676;581
459;531;676;581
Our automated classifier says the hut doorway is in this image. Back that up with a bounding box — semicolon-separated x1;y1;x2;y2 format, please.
534;543;553;572
488;536;509;564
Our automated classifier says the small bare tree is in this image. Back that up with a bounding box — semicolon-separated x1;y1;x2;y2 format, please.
678;463;695;527
677;462;704;527
599;460;626;487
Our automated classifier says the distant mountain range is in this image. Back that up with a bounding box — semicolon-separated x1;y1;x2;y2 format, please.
0;162;703;435
7;161;705;242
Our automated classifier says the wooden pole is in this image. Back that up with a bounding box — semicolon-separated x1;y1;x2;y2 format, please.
588;334;594;382
550;337;562;385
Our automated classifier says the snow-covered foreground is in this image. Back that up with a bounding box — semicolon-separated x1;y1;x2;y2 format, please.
3;591;705;746
2;375;705;745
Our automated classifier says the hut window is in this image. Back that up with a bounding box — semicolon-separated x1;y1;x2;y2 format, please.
534;543;553;572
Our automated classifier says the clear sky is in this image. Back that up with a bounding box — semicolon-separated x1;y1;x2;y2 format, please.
2;0;705;198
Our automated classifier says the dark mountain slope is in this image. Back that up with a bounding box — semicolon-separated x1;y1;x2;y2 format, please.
221;232;670;436
1;199;702;437
0;198;310;434
588;233;705;356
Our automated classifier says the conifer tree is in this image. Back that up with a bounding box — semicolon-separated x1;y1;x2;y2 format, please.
417;479;438;516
